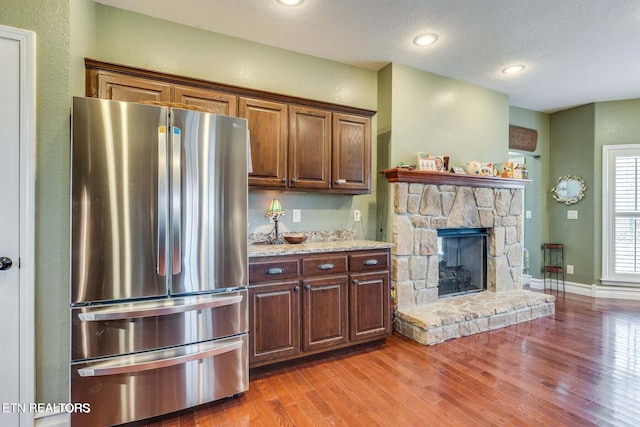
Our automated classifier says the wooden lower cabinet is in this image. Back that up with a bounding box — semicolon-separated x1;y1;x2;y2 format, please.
249;280;300;365
349;271;390;342
302;275;349;352
249;249;390;368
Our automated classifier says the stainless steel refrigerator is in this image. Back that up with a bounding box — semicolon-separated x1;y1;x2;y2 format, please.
69;97;249;426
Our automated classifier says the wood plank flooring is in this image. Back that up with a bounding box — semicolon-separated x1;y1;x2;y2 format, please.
138;292;640;426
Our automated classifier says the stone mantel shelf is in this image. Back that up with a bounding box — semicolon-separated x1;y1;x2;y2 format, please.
381;168;531;190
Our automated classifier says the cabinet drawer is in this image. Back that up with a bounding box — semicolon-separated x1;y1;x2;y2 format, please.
349;251;389;272
249;258;300;283
302;254;348;276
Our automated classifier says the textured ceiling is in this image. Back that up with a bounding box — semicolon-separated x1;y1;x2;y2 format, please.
96;0;640;113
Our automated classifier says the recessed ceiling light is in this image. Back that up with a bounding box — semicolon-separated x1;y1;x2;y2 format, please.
277;0;304;6
502;64;526;74
413;33;439;46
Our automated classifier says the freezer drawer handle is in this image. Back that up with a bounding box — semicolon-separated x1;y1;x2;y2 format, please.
265;267;285;275
77;339;243;377
77;294;243;321
363;259;379;266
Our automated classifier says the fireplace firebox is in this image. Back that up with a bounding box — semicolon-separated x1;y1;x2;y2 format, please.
437;228;488;298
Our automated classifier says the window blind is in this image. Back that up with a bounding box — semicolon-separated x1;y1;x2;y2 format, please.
613;155;640;274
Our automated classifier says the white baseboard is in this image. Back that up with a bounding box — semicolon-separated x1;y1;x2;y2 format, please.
528;278;640;300
34;412;70;427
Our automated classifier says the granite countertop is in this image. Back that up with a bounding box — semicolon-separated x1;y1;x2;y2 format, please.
248;239;393;257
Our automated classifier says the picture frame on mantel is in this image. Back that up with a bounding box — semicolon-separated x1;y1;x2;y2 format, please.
509;125;538;152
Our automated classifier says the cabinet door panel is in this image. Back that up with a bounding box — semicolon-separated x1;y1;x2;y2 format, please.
173;86;237;116
239;98;288;188
249;281;300;366
332;113;371;193
97;74;171;103
350;271;390;342
302;275;349;352
288;106;331;189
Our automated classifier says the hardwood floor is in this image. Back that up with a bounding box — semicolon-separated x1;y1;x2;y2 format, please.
139;292;640;426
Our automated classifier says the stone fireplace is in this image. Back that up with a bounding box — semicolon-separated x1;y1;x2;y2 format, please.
382;168;555;345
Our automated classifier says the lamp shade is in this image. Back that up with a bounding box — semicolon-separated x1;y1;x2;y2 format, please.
265;199;285;217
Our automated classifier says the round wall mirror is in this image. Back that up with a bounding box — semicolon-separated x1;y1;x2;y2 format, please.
551;175;586;205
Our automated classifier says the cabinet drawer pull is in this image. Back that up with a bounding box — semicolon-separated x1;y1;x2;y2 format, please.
363;259;379;266
317;263;335;270
335;179;346;185
265;267;285;275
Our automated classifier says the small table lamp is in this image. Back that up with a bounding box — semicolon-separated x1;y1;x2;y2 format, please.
265;199;285;244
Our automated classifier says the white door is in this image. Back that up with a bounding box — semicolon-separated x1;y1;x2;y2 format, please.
0;25;36;427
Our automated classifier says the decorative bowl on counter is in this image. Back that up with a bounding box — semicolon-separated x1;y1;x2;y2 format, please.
284;234;307;244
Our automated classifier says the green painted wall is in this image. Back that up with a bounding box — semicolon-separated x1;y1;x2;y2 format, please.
509;106;550;279
94;5;379;240
388;63;509;169
593;99;640;282
377;63;510;240
548;100;640;286
2;0;72;403
549;104;596;285
70;0;96;96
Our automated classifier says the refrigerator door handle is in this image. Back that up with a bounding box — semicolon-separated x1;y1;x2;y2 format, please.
77;294;243;321
77;339;243;377
171;126;182;275
157;126;168;276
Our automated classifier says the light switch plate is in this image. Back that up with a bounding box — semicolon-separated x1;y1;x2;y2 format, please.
293;209;301;223
526;210;532;219
567;264;574;274
567;210;578;220
354;210;361;222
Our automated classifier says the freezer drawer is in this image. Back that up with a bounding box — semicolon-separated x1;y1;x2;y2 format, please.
72;289;247;361
71;334;248;427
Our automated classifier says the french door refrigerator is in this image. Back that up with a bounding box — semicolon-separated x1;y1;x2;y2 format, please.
70;97;249;427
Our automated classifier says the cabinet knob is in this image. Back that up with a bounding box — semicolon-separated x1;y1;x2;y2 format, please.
352;279;359;285
291;178;297;184
294;285;300;292
281;178;287;184
305;284;311;291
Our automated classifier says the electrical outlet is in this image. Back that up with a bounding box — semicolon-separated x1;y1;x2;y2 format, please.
293;209;301;223
567;210;578;220
566;264;574;274
354;210;361;222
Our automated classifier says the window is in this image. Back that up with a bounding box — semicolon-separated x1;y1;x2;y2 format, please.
602;144;640;286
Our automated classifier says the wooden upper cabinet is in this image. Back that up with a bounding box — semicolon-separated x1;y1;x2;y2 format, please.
173;85;237;116
239;97;288;188
332;113;371;193
288;106;331;190
85;60;375;194
96;74;171;103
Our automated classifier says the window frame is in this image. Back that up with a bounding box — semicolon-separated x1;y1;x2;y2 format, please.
602;144;640;286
